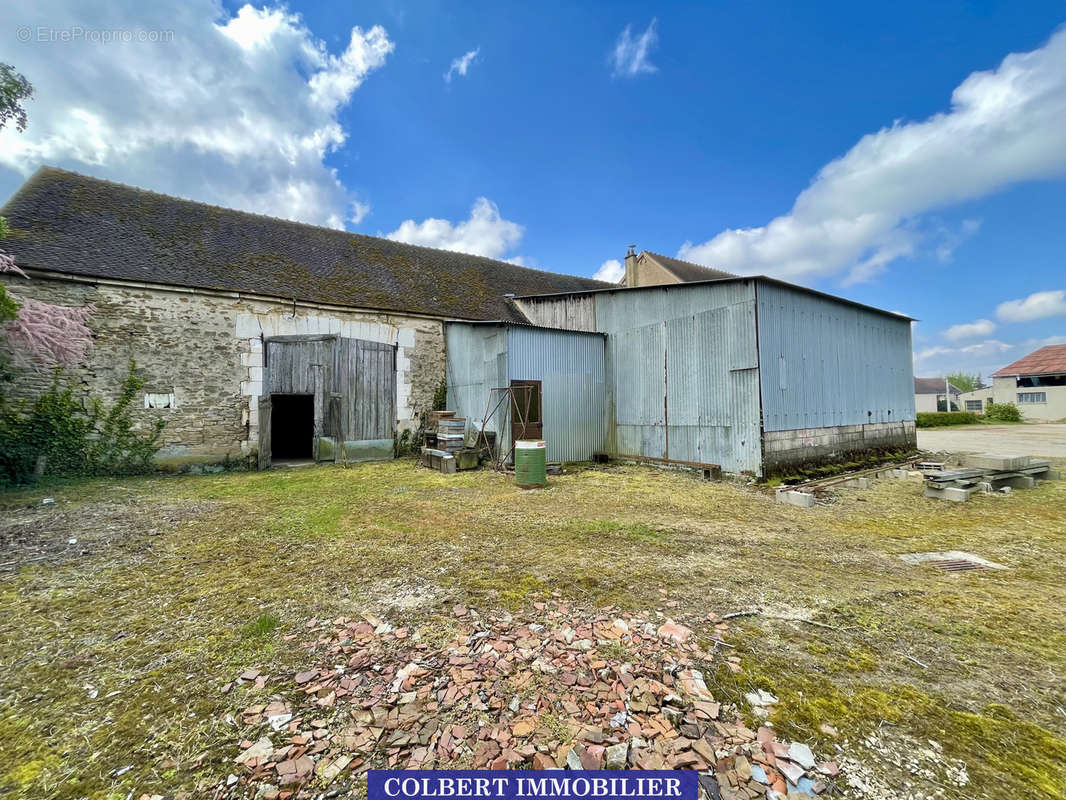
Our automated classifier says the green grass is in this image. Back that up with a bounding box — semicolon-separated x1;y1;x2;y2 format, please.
1;460;1064;798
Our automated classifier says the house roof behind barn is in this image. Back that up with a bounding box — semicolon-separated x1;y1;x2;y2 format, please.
993;344;1066;377
914;377;961;395
641;251;735;282
0;167;611;321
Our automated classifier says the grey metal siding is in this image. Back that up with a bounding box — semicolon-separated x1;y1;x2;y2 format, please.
756;281;915;431
445;323;508;443
591;281;763;475
506;326;605;463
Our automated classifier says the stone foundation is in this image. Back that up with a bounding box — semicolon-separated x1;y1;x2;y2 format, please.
1;272;445;469
761;420;917;473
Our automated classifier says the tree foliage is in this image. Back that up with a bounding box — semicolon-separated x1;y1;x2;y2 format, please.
946;372;982;393
985;402;1022;422
0;361;166;485
0;63;33;133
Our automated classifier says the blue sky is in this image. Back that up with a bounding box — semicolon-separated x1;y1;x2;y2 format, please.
2;0;1065;381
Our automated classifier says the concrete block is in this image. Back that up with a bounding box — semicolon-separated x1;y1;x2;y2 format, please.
843;477;870;489
924;486;972;503
776;489;815;508
1043;470;1061;480
962;453;1031;471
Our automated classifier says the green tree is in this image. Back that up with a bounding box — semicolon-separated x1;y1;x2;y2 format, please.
0;63;33;133
946;371;981;393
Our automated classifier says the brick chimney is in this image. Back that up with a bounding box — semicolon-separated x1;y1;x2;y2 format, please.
623;245;638;287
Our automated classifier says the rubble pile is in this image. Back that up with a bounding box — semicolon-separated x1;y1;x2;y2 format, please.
210;604;843;799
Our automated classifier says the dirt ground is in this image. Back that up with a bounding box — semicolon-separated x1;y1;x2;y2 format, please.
1;460;1064;800
918;422;1066;457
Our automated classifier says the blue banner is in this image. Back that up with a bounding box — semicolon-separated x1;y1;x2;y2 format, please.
368;770;698;800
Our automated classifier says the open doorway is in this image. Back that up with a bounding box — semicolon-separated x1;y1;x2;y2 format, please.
270;394;314;462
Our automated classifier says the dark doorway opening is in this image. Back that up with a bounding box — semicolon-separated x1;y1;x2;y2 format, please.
271;394;314;460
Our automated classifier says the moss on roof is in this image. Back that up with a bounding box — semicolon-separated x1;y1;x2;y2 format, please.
1;167;611;320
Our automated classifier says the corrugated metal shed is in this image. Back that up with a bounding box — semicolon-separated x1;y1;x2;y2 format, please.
445;323;606;463
506;325;605;463
756;281;915;430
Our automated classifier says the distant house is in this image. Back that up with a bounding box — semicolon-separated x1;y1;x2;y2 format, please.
914;377;962;413
959;345;1066;421
619;248;734;287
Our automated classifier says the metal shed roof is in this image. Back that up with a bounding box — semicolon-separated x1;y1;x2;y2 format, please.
515;275;916;322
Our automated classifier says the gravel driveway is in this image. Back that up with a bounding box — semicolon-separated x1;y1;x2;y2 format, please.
917;423;1066;458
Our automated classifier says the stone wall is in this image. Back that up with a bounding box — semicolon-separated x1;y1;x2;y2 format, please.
761;420;917;473
0;273;445;468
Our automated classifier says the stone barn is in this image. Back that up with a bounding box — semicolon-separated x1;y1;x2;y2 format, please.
0;167;607;469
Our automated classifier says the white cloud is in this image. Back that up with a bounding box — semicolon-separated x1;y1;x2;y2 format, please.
0;0;393;229
943;318;997;342
444;48;480;83
996;289;1066;322
914;339;1015;379
935;218;982;262
593;259;624;282
609;19;658;78
679;29;1066;283
349;199;371;225
385;197;524;259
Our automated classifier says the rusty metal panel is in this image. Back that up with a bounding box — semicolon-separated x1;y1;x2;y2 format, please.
506;325;605;463
756;280;915;432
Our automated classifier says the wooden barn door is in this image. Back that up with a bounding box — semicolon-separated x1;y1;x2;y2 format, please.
336;339;397;462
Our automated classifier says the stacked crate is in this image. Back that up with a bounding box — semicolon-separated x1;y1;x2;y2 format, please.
437;417;467;454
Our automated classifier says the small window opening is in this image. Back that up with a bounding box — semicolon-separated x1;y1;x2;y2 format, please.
144;393;175;409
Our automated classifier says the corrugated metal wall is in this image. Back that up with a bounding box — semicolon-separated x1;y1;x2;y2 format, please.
756;281;915;431
586;281;764;475
506;326;605;463
446;323;508;442
446;323;606;463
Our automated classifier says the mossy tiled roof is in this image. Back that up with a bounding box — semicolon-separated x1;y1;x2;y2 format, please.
1;167;611;321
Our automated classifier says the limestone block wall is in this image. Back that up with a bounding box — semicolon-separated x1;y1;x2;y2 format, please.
761;420;917;473
0;272;445;468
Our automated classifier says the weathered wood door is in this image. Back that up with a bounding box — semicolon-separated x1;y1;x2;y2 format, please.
333;339;396;461
258;395;272;470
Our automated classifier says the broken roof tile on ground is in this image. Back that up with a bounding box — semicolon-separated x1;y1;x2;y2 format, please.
209;604;844;799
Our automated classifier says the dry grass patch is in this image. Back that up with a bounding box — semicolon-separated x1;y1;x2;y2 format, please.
0;460;1063;798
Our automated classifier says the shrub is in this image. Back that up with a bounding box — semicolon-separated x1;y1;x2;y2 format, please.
984;402;1022;422
0;361;165;486
916;411;979;428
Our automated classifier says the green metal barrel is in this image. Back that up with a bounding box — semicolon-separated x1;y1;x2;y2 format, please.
514;440;547;488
